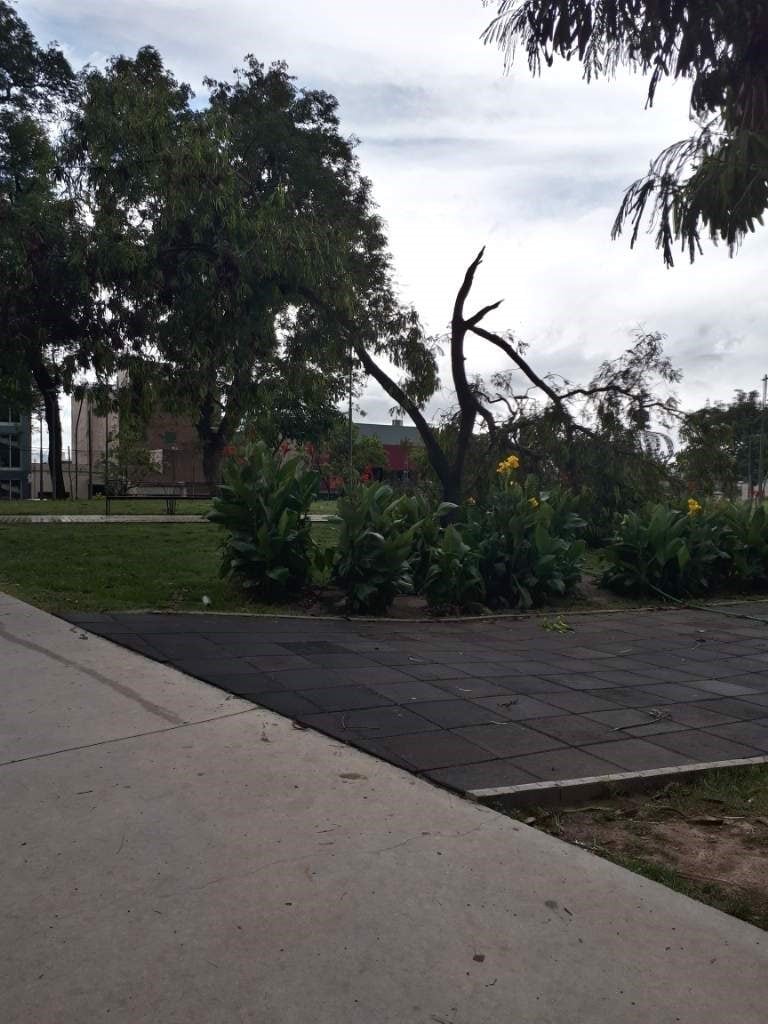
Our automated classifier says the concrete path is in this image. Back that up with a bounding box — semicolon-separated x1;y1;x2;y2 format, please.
67;605;768;803
2;593;767;1023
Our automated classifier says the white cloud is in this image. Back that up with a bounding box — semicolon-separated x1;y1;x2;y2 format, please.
22;0;768;433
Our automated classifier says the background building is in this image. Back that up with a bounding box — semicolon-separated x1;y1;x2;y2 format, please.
0;405;32;499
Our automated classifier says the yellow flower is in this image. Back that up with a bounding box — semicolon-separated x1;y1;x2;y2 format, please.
687;498;702;517
467;496;476;505
528;497;539;509
496;454;520;475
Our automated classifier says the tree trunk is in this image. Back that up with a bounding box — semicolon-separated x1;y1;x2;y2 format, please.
32;363;66;500
196;390;228;489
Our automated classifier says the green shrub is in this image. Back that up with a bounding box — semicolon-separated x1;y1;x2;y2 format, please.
423;525;486;615
209;442;319;599
461;462;586;609
719;503;768;588
397;492;456;592
600;502;731;598
331;484;419;614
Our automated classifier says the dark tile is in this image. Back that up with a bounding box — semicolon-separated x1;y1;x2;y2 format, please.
527;715;620;745
507;748;619;781
650;729;764;761
704;720;768;752
624;720;688;737
366;681;457;704
293;652;380;669
112;635;168;660
584;708;659;730
471;695;563;721
581;739;694;771
361;732;493;771
539;674;618;691
597;688;671;708
251;692;321;718
424;760;538;793
173;658;267;680
298;685;391;712
434;679;514;699
200;640;289;656
661;703;738;729
366;651;429;667
298;706;440;740
406;700;508;728
401;663;472;681
203;671;279;695
686;679;766;698
489;676;569;696
147;635;223;657
245;655;316;671
280;641;352;654
640;683;712;703
453;722;564;757
592;670;658;687
539;692;617;714
625;666;703;684
263;668;347;690
342;666;416;686
690;698;768;721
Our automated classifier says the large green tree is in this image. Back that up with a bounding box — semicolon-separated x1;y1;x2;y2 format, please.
72;50;428;485
678;390;765;496
0;0;106;497
483;1;768;265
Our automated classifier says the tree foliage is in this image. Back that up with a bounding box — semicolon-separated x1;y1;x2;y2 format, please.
0;0;106;497
483;1;768;264
71;50;432;484
677;390;765;496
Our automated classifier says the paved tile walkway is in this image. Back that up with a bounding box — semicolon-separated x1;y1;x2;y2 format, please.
66;604;768;795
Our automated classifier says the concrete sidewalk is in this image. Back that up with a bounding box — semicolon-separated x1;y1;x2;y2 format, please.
2;592;766;1024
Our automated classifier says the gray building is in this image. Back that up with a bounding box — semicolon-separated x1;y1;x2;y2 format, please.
0;405;32;499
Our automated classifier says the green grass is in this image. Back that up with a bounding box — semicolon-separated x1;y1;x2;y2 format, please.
0;522;338;614
605;851;765;930
0;497;338;517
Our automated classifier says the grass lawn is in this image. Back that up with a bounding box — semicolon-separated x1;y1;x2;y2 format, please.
0;522;339;614
0;498;338;517
511;765;768;931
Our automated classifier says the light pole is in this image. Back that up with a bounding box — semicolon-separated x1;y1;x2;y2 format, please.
759;375;768;501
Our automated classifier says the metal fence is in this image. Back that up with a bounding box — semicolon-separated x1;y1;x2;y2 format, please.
1;442;209;500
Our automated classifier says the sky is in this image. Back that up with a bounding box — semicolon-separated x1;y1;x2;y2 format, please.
22;0;768;437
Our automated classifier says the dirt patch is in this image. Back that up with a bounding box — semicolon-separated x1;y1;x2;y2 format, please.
520;780;768;930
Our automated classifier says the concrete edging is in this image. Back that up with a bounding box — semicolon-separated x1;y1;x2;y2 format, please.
468;755;768;810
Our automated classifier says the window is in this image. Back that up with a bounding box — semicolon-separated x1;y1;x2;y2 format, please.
0;407;21;425
0;435;22;469
0;479;22;499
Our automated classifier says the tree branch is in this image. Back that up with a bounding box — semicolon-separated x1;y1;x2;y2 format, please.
469;324;565;409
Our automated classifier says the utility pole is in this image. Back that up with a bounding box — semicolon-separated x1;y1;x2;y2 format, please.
759;374;768;501
347;346;354;486
38;409;43;498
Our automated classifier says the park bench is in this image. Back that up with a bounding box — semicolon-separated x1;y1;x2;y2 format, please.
105;484;214;516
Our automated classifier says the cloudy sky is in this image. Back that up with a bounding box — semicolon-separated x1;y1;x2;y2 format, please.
23;0;768;429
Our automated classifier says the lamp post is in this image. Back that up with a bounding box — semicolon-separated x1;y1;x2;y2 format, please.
759;375;768;501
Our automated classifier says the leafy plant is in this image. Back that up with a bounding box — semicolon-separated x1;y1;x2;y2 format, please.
397;492;455;592
423;525;486;615
600;503;731;598
461;466;586;609
331;484;418;614
209;442;319;599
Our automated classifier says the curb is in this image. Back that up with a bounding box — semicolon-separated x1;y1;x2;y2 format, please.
468;755;768;810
